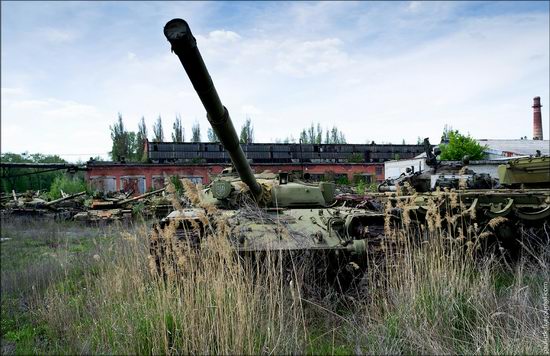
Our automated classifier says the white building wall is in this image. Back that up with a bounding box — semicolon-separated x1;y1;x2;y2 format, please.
385;158;426;179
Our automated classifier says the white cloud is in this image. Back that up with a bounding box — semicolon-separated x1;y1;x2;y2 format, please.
274;38;351;77
41;28;77;43
208;30;241;42
1;87;25;96
1;94;111;161
1;2;548;159
240;105;262;116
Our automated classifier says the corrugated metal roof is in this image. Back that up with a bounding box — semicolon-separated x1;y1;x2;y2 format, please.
477;139;549;156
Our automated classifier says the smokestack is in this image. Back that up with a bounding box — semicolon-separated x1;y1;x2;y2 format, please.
532;96;543;140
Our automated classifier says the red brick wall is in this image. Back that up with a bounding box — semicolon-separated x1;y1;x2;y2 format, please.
86;163;384;194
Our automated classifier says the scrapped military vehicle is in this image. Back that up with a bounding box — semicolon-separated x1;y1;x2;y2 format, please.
73;188;166;224
2;190;87;220
151;18;548;283
375;140;550;253
377;139;550;221
150;19;390;283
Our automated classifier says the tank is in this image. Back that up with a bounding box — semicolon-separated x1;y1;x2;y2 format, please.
150;19;387;285
373;139;550;247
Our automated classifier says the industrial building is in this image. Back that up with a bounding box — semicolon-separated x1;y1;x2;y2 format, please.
385;97;548;180
86;96;546;195
87;142;427;194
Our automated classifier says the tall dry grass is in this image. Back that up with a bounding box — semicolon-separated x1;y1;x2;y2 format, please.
353;189;549;354
7;185;547;354
36;216;308;354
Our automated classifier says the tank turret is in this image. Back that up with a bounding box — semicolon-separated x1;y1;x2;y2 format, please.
164;18;335;208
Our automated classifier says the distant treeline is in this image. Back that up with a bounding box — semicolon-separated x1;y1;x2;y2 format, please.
0;153;86;196
110;113;348;162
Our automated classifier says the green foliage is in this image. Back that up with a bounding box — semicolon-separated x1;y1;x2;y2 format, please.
110;114;149;162
356;179;366;194
348;153;364;163
49;175;88;199
239;117;254;144
136;117;148;162
439;130;487;161
336;176;349;185
169;175;184;195
110;113;129;161
172;114;184;142
153;116;164;142
0;153;67;193
297;123;346;144
191;121;201;142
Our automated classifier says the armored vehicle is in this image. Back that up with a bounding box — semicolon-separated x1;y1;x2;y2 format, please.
150;19;389;283
375;140;550;251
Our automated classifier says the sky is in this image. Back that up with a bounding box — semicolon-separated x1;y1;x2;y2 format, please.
1;1;549;162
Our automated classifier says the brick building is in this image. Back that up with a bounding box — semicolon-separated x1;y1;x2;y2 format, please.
87;142;425;195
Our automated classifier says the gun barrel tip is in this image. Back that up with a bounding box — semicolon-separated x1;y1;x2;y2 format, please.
163;18;191;40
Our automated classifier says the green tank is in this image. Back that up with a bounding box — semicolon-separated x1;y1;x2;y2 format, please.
150;19;386;285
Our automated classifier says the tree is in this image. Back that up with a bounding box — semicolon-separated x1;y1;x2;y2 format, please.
207;128;218;142
172;114;184;142
439;130;487;161
299;129;308;144
110;113;129;160
328;126;346;144
296;123;346;144
1;152;68;193
307;123;316;144
136;116;148;161
191;122;201;142
315;123;323;144
127;132;139;161
239;117;254;144
153;116;164;142
441;124;453;143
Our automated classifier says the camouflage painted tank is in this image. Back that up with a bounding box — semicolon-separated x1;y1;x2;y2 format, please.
377;140;550;220
150;19;388;281
374;141;550;252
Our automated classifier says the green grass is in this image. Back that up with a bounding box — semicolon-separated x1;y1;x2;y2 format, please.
1;214;548;355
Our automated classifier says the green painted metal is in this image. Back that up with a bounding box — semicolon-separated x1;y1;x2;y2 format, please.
498;156;550;187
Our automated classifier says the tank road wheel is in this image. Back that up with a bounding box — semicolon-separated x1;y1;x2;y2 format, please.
514;206;550;221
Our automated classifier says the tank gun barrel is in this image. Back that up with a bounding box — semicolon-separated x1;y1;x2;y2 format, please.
163;18;262;197
118;188;166;206
44;191;86;207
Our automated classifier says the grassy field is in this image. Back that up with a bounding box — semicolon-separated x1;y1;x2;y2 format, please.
1;212;548;355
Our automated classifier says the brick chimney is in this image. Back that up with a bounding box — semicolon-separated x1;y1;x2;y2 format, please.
532;96;543;140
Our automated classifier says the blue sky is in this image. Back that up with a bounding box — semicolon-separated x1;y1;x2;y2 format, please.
1;1;549;162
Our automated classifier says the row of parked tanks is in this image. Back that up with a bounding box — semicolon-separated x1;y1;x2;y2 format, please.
150;19;550;282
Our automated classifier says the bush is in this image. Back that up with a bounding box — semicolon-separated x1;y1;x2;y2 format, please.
439;131;487;161
49;175;88;200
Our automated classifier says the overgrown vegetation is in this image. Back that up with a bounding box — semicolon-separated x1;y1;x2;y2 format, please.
439;128;487;161
1;191;548;354
0;153;86;194
48;175;88;200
